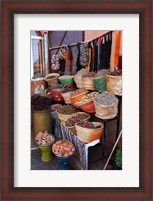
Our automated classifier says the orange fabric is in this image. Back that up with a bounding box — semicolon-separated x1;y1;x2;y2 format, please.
65;50;70;72
114;31;121;70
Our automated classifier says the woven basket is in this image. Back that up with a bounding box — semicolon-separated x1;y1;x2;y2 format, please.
74;76;83;88
58;75;74;85
93;99;118;120
45;73;60;86
82;77;96;90
75;122;104;143
70;91;88;108
93;77;106;92
56;111;78;124
106;75;122;96
61;91;73;104
64;112;91;134
31;78;46;96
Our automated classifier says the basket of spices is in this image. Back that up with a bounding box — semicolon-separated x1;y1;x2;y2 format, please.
106;69;122;96
51;84;64;102
82;72;96;90
75;121;104;143
31;73;46;96
56;105;79;124
93;69;110;92
64;112;90;134
61;88;76;104
70;88;88;108
74;69;88;88
93;91;119;119
58;75;74;88
45;73;60;86
75;92;99;113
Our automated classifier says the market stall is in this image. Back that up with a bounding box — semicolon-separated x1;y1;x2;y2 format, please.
31;30;122;170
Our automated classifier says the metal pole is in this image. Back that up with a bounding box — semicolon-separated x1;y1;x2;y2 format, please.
103;130;122;170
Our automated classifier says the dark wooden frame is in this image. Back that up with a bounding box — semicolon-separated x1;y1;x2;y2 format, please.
1;0;152;200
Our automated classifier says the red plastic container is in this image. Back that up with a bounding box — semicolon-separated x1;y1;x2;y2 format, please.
52;89;64;102
80;101;95;113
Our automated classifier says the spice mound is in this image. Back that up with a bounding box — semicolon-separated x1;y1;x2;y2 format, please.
110;69;122;76
52;139;75;157
75;92;99;106
35;131;55;146
57;105;79;115
82;72;96;78
94;91;118;106
62;87;76;94
75;68;88;76
77;121;101;129
96;69;110;78
31;94;52;111
65;113;90;127
71;88;87;97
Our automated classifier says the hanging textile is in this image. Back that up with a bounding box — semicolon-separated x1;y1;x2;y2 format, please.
101;32;112;69
106;32;112;68
90;42;94;72
79;42;89;67
114;31;121;70
58;47;66;60
59;59;65;75
85;42;92;72
93;39;98;72
97;37;102;71
110;32;116;71
65;45;70;75
76;43;82;71
51;54;60;71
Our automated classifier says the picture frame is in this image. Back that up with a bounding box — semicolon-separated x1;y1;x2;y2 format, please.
1;0;152;200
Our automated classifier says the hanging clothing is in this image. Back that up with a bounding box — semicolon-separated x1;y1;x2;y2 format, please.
110;32;116;71
93;39;98;72
101;32;112;69
97;37;102;71
79;42;89;67
114;31;121;70
76;43;82;71
59;59;65;75
65;45;70;75
85;42;92;72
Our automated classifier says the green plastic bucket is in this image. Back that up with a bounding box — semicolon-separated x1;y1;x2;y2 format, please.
39;144;53;162
93;77;106;92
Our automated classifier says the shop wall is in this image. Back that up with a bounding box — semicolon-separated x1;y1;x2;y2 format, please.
48;31;83;75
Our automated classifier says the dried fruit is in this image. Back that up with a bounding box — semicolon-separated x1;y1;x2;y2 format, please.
31;94;52;111
65;113;90;127
77;121;101;129
52;139;75;157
